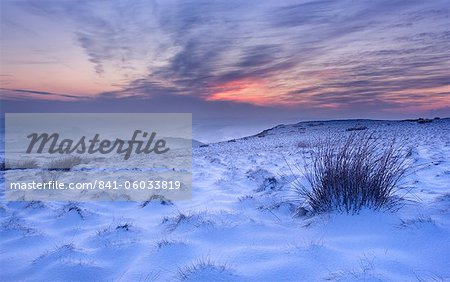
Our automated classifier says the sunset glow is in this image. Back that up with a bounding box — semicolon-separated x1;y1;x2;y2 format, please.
207;79;281;105
1;0;449;121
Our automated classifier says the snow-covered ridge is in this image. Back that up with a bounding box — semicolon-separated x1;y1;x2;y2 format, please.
1;118;449;281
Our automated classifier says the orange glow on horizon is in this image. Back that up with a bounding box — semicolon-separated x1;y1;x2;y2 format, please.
206;78;284;106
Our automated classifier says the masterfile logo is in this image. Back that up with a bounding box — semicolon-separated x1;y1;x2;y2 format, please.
5;113;192;201
26;130;170;160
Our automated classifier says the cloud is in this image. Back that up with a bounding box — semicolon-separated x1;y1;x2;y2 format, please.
0;88;88;100
3;0;449;118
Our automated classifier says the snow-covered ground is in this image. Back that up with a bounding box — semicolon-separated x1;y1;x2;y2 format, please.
1;119;449;281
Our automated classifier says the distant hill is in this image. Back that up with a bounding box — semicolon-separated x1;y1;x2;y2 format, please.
163;137;205;148
238;118;450;142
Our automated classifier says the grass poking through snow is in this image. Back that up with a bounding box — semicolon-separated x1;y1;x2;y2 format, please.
295;133;410;214
177;257;234;281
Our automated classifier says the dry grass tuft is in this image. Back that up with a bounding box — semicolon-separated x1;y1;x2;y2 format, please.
296;133;410;214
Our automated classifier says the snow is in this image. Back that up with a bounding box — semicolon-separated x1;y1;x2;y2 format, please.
1;119;449;281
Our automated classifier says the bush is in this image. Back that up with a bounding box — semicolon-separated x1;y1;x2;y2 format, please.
3;159;39;170
297;133;410;214
345;125;368;131
47;156;83;171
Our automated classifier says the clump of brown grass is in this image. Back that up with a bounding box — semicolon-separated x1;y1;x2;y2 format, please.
297;133;410;214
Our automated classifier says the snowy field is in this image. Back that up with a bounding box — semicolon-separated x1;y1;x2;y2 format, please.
1;119;449;281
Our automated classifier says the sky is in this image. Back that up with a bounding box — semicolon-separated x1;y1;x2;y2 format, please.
1;0;449;142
